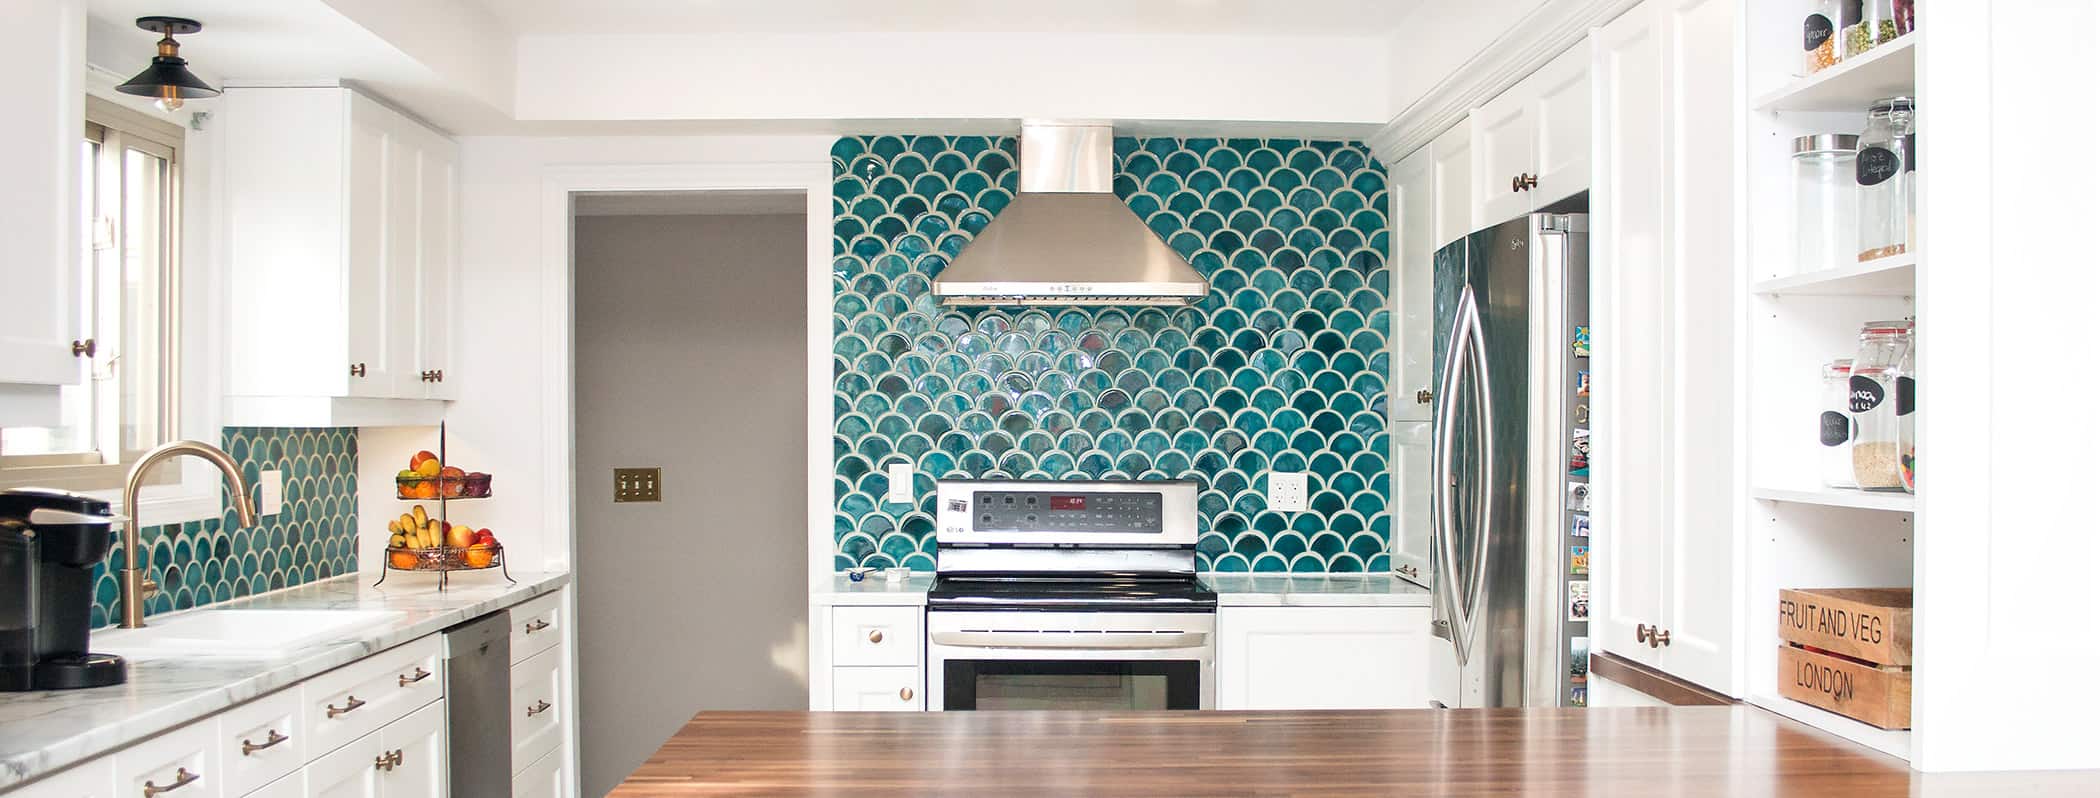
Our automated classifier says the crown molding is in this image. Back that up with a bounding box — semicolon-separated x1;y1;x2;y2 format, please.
1368;0;1641;164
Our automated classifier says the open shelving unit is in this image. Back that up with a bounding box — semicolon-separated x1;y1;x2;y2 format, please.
1739;3;1918;763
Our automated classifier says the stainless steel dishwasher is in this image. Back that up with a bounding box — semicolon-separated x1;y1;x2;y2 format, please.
443;610;510;796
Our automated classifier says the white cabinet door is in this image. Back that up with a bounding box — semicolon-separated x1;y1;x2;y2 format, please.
1530;46;1593;206
1216;606;1434;710
0;0;82;391
29;756;113;798
1389;145;1437;587
377;701;446;798
1589;0;1668;671
111;718;224;798
221;687;306;796
830;666;924;711
1430;123;1473;248
302;729;385;798
414;135;459;401
511;646;565;772
343;95;395;399
1653;0;1739;694
357;92;422;400
1471;84;1536;228
511;748;564;798
247;771;306;798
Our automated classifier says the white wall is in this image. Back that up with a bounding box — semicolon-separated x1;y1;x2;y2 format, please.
511;32;1389;126
572;212;810;795
1383;0;1550;116
449;134;833;576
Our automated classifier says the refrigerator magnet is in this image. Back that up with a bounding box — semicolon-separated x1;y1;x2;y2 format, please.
1569;429;1591;475
1574;403;1591;425
1568;581;1590;621
1566;482;1592;512
1570;545;1590;576
1571;686;1588;707
1576;370;1591;398
1571;515;1591;538
1572;326;1591;357
1570;638;1591;682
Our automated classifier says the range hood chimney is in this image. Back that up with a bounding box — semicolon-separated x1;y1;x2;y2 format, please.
931;121;1209;306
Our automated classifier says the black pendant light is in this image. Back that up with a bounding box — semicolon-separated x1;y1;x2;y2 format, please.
116;16;220;111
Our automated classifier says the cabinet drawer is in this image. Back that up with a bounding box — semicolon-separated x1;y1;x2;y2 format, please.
511;645;565;773
27;755;112;797
831;606;920;667
303;634;443;757
242;770;303;798
511;590;564;664
111;718;222;798
219;686;304;796
512;745;565;798
831;666;924;711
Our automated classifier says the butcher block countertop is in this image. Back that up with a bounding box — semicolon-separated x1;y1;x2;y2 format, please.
611;708;2100;797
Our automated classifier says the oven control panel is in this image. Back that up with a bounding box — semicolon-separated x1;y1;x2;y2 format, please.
967;491;1163;533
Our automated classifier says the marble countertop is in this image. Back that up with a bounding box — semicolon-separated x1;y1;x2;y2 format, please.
810;571;1428;608
0;570;569;788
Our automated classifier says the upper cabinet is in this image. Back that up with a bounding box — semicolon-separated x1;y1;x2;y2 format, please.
0;0;84;416
1471;45;1592;228
222;86;458;426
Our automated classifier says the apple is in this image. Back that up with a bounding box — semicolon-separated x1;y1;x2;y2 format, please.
474;530;496;546
445;524;476;549
409;450;438;470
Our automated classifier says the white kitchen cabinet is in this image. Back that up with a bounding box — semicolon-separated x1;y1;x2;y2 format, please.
1216;606;1433;710
509;590;565;665
221;85;459;426
1588;0;1739;693
302;635;444;758
221;687;307;796
302;727;384;798
111;718;224;798
28;756;113;798
511;747;565;798
1430;123;1473;249
301;699;446;798
830;606;921;668
831;667;925;711
0;0;83;406
1471;45;1593;228
248;772;306;798
1388;143;1438;587
510;647;564;773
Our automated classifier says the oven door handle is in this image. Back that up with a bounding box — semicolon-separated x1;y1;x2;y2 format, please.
929;631;1210;650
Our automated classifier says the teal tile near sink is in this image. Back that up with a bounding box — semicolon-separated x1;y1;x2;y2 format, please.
831;135;1390;572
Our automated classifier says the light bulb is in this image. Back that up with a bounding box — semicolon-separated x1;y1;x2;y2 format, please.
155;86;183;112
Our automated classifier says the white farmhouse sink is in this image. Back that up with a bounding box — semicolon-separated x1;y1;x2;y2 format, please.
93;609;402;659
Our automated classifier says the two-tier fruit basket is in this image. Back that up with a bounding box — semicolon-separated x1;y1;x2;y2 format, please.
374;423;514;590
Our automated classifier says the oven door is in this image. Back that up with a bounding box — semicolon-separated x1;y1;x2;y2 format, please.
926;610;1216;711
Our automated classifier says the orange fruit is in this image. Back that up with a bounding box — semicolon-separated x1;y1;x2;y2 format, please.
464;545;494;568
389;550;419;569
414;481;438;499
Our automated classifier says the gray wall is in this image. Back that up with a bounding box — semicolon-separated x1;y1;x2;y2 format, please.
572;212;807;797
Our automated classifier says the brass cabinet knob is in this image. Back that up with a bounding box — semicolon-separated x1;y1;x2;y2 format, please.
434;369;443;382
350;363;367;377
899;687;915;701
1636;624;1672;648
1416;389;1433;404
1512;173;1539;191
868;630;884;644
71;339;95;358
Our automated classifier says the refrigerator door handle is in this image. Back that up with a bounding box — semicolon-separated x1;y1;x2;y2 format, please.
1432;284;1481;666
1458;286;1495;648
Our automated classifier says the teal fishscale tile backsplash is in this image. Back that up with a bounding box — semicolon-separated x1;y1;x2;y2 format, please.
831;135;1391;573
89;427;358;628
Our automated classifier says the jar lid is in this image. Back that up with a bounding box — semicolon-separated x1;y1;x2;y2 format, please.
1794;134;1860;154
1825;358;1854;375
1869;96;1915;115
1860;319;1914;335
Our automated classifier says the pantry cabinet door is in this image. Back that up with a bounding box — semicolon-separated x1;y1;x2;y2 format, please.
1589;0;1667;670
1654;0;1740;695
1430;124;1474;248
1530;46;1593;207
1470;79;1536;229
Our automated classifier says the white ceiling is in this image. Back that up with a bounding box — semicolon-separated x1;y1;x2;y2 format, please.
476;0;1426;36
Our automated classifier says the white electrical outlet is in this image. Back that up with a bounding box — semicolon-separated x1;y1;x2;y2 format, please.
258;469;283;517
1268;472;1308;511
886;461;914;503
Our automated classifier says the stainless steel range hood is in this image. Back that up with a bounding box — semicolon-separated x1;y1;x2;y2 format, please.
932;121;1208;306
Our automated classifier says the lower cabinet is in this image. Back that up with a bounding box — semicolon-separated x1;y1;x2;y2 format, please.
511;747;565;798
293;700;448;798
1216;606;1435;710
510;645;565;773
112;717;223;798
831;667;924;711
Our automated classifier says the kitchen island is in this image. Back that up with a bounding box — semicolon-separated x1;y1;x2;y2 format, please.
611;708;2100;796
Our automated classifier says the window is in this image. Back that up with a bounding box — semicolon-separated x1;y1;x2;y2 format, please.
0;97;183;491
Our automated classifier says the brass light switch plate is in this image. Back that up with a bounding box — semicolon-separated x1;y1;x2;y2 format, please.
614;468;661;502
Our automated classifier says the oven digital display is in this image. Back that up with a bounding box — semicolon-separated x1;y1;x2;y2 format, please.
1050;496;1086;511
970;491;1164;533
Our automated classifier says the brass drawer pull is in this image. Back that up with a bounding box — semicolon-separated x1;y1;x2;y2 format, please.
399;667;431;687
142;768;200;796
240;730;289;756
524;619;550;634
326;695;366;718
525;699;552;718
899;687;914;701
867;630;884;644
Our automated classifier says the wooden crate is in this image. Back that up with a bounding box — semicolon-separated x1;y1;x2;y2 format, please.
1777;587;1912;667
1777;644;1912;730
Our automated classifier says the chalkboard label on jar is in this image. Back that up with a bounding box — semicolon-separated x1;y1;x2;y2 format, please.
1857;146;1901;186
1819;410;1852;447
1896;376;1915;416
1804;14;1834;50
1840;0;1864;27
1849;375;1885;412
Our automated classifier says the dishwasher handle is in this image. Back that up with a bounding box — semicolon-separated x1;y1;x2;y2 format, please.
930;630;1209;650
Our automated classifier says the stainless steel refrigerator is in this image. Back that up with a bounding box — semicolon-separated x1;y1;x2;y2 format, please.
1425;212;1591;709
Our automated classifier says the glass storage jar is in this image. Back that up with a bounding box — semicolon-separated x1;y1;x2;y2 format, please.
1793;134;1859;275
1849;320;1913;491
1819;358;1856;488
1803;0;1840;74
1841;0;1898;59
1897;336;1916;493
1856;97;1914;262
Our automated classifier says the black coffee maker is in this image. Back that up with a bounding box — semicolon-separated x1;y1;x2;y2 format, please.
0;487;125;691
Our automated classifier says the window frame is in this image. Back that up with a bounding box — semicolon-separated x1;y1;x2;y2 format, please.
0;96;186;493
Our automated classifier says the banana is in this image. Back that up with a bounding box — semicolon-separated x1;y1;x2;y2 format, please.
411;505;428;527
399;513;416;533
